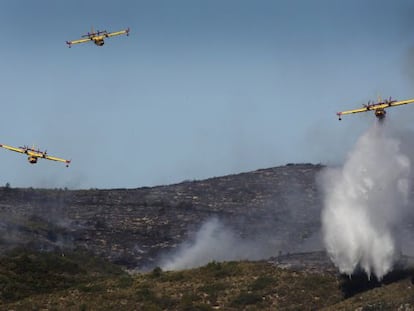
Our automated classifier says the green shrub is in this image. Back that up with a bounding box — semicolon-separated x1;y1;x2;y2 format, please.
136;285;157;302
0;248;128;303
160;271;185;282
151;266;163;278
231;291;263;306
76;283;105;293
117;275;133;288
204;261;240;278
249;275;277;291
199;282;226;297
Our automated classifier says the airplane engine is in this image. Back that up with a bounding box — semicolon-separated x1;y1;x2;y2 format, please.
28;156;37;164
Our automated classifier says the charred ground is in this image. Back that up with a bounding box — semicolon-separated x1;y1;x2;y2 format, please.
0;163;325;268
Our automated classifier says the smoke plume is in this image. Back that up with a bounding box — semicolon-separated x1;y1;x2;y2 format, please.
321;123;411;279
159;217;280;271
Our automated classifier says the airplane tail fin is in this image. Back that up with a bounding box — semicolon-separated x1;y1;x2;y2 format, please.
377;94;383;103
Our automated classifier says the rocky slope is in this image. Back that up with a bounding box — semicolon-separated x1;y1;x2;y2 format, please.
0;163;326;269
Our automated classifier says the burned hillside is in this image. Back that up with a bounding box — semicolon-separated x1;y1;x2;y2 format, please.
0;164;329;268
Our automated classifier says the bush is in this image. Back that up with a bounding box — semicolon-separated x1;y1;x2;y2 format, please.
151;266;162;278
249;276;277;291
199;282;226;297
117;275;133;288
231;291;263;307
204;261;240;278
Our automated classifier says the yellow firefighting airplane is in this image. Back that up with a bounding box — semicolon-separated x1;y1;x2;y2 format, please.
0;144;71;167
337;97;414;121
66;27;130;48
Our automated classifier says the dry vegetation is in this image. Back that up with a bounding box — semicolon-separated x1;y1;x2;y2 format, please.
2;164;414;310
1;249;414;310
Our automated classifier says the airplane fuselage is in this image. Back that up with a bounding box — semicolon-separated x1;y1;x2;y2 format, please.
374;109;386;120
23;148;47;164
93;38;105;46
28;156;38;164
92;35;106;46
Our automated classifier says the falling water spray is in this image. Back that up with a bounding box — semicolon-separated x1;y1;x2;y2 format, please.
321;123;411;279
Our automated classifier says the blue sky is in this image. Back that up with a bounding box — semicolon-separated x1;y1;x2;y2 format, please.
0;0;414;189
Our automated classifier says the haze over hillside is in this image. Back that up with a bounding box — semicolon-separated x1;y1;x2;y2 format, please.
2;162;414;309
0;164;324;269
0;162;414;274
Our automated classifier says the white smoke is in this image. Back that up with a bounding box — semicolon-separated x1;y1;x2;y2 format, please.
160;218;279;271
321;123;411;279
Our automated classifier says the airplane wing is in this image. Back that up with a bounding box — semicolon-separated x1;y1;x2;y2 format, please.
106;28;130;38
0;144;25;154
66;38;91;47
337;107;369;117
361;98;414;110
45;154;71;165
337;97;414;120
388;98;414;108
